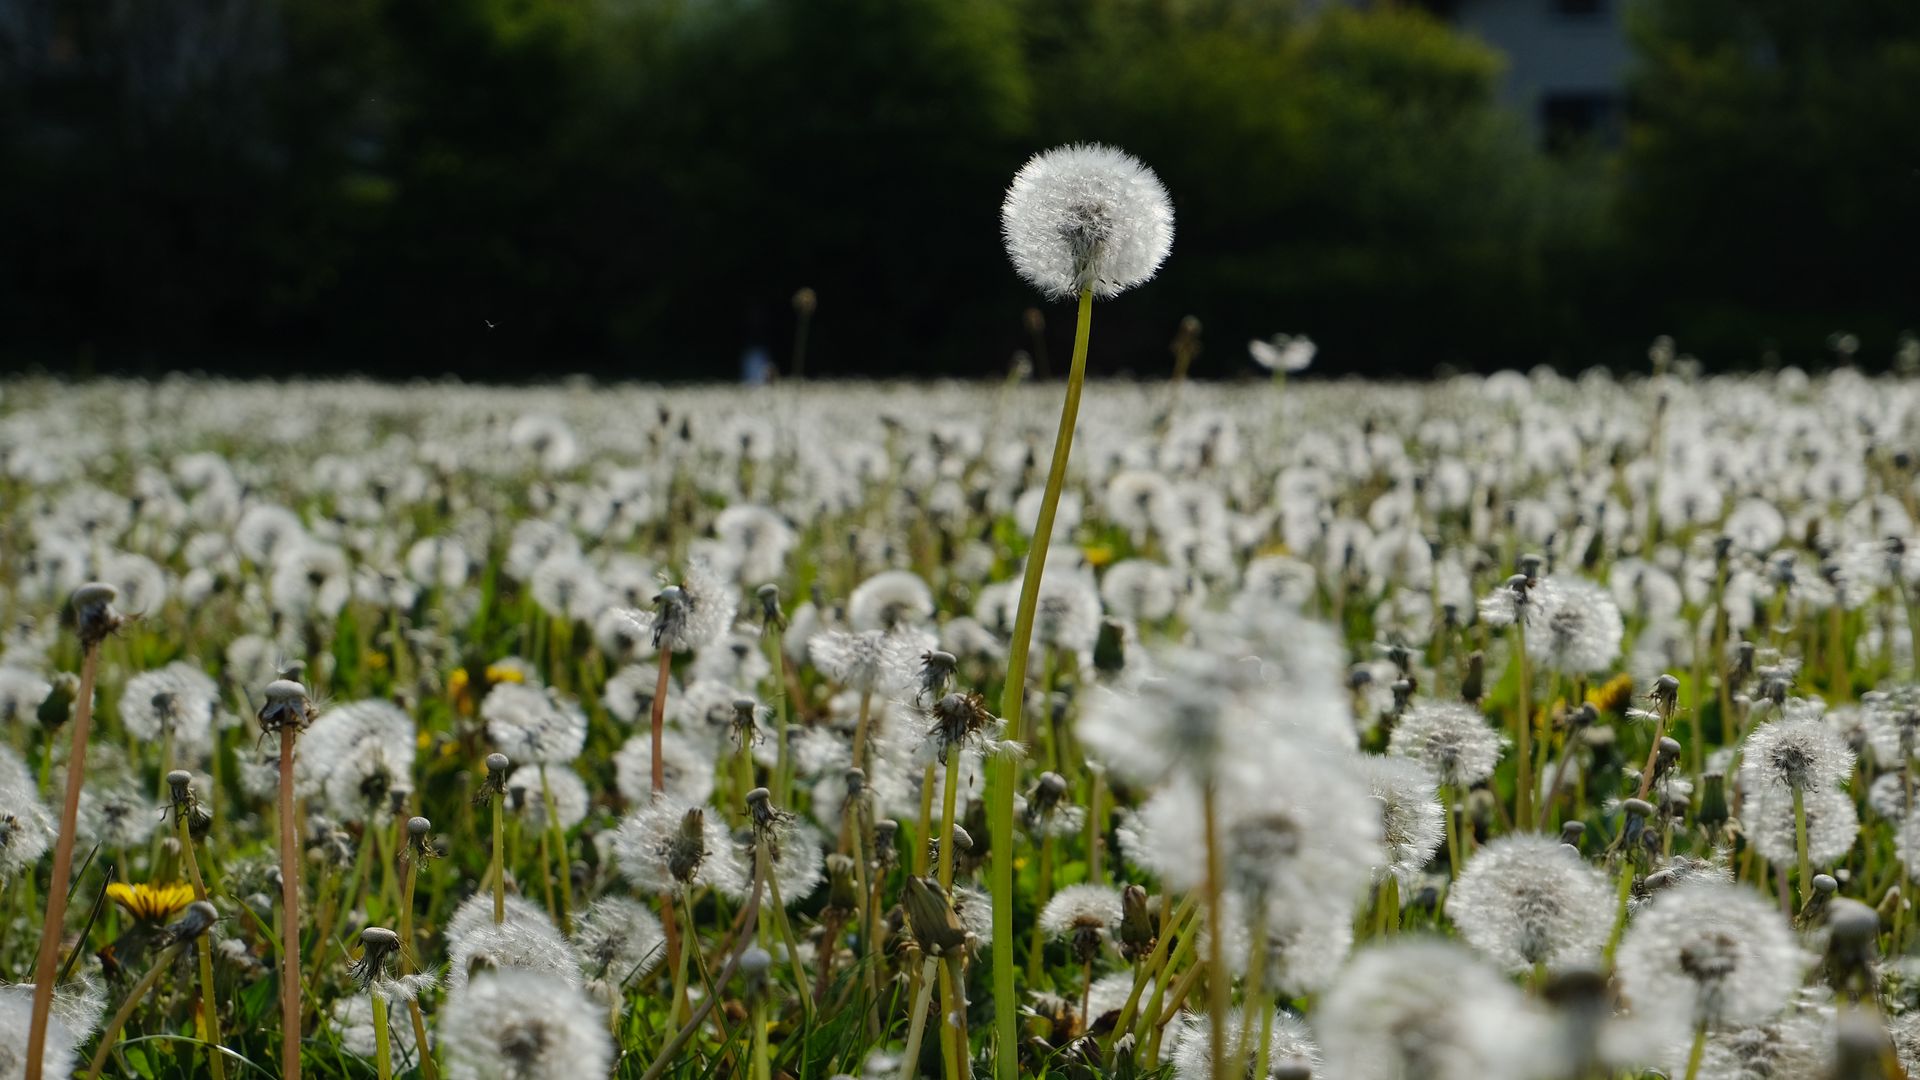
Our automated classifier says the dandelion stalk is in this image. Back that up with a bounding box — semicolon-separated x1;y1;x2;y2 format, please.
371;993;394;1080
484;753;508;925
1682;1022;1708;1080
276;723;304;1079
25;584;111;1080
170;772;225;1080
897;955;941;1080
1793;785;1812;904
991;285;1094;1076
82;942;188;1080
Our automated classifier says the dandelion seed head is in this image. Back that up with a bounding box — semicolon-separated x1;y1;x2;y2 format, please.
1447;833;1613;972
1615;883;1806;1030
441;969;611;1080
1001;143;1174;300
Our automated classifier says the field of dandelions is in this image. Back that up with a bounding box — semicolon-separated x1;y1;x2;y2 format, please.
6;143;1920;1080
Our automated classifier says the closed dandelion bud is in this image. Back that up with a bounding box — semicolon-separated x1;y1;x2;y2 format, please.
1389;678;1415;715
791;287;816;316
1518;555;1544;581
1462;651;1486;705
70;581;125;648
1879;885;1904;928
1696;772;1729;826
825;853;859;914
1655;736;1682;774
874;819;899;868
1118;884;1155;961
903;876;970;957
188;804;212;841
37;671;78;730
1559;820;1586;849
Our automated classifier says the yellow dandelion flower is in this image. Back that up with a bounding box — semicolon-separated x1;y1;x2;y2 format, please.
1588;673;1635;716
1080;544;1116;569
483;663;526;685
107;882;196;923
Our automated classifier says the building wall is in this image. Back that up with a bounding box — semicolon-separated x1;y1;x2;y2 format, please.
1449;0;1633;145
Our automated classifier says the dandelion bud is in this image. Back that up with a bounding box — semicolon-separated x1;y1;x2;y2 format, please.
1559;820;1586;849
950;824;973;853
70;581;124;647
1269;1061;1312;1080
1823;897;1879;999
407;816;433;856
1696;772;1729;826
1517;553;1544;580
166;769;194;808
665;807;708;885
826;853;859;913
1117;884;1155;961
1461;651;1486;705
1466;788;1497;833
1655;736;1682;770
189;804;212;841
37;671;78;730
1001;143;1173;300
903;876;970;957
873;819;899;867
791;287;816;316
843;767;866;803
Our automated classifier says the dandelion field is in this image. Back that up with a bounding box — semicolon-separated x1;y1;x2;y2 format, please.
1;361;1918;1080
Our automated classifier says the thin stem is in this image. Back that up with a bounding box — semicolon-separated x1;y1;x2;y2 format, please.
278;731;304;1080
757;834;815;1027
490;796;505;925
1202;783;1229;1080
650;649;672;794
639;863;764;1080
897;956;941;1080
989;285;1095;1080
1683;1023;1708;1080
371;994;393;1080
176;810;226;1080
1794;786;1812;905
82;945;186;1080
1514;624;1534;826
25;643;99;1080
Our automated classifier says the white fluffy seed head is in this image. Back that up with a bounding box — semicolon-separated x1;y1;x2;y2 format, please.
440;969;611;1080
1615;882;1807;1030
1446;833;1613;972
1001;143;1173;300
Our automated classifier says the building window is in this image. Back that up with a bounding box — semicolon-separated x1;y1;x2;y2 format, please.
1541;92;1619;151
1552;0;1607;16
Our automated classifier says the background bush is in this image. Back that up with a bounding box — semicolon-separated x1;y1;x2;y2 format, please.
0;0;1912;378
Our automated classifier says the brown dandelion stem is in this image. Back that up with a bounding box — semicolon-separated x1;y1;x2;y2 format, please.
278;729;304;1080
26;642;100;1080
640;857;764;1080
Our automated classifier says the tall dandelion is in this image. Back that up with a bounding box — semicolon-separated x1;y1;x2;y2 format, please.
989;143;1172;1080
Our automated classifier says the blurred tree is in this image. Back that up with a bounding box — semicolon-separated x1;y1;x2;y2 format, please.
1620;0;1920;361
